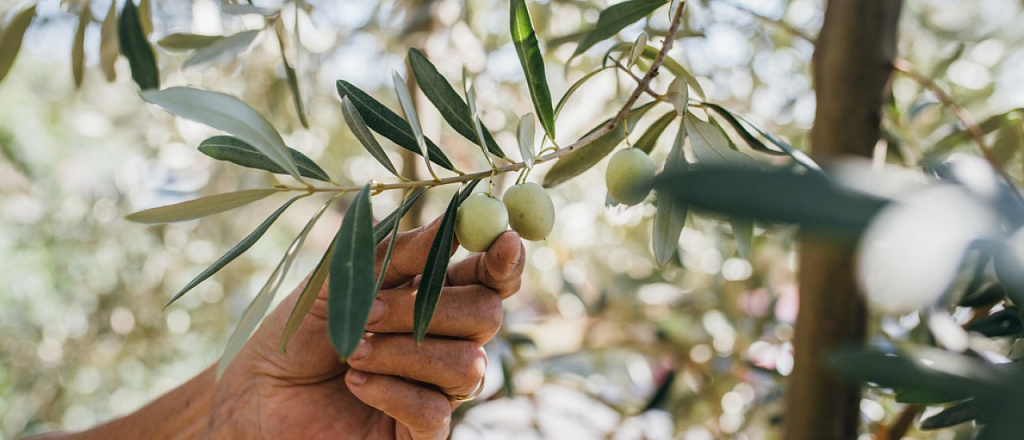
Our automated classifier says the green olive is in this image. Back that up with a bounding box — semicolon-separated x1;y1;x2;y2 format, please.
456;193;509;252
605;148;655;205
503;182;555;241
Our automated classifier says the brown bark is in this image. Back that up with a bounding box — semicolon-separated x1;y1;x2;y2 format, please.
784;1;902;439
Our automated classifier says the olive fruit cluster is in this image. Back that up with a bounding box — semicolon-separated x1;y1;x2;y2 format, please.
605;148;655;206
456;182;555;252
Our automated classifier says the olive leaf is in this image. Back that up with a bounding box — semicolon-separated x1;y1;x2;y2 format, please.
627;32;648;67
408;48;505;158
164;195;303;307
0;5;36;85
703;103;823;173
72;5;88;88
337;80;456;171
218;193;330;378
273;20;308;129
554;65;614;119
518;113;537;169
183;30;261;70
125;188;281;224
119;0;159;90
542;101;656;188
158;33;225;51
635;111;676;155
141;87;303;181
342;96;400;178
511;0;556;140
654;167;888;236
198;135;331;182
573;0;669;59
653;124;688;267
328;184;377;359
392;70;439;179
412;189;461;342
279;236;334;353
373;187;427;244
632;45;705;100
99;0;118;81
920;400;980;430
685;114;760;169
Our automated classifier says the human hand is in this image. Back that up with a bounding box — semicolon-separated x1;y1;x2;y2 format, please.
211;217;525;440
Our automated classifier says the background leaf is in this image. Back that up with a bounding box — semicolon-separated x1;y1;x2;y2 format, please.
71;6;87;88
328;184;377;359
573;0;669;58
635;111;676;154
157;33;225;51
554;66;613;119
685;114;760;169
511;0;556;140
183;30;261;70
0;5;36;85
636;45;705;100
163;195;302;306
543;102;655;187
409;48;505;158
337;80;456;171
412;189;461;342
99;0;118;81
125;188;280;224
217;193;332;378
198;135;331;182
654;167;889;235
141;87;302;181
342;97;400;177
118;0;159;90
653;125;688;266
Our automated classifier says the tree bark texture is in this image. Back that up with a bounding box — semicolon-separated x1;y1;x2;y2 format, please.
784;1;902;440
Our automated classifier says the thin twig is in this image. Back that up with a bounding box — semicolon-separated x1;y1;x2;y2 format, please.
280;1;688;197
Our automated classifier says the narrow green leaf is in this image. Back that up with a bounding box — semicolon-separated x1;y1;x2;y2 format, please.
72;6;88;88
992;114;1024;165
374;192;407;294
198;135;331;182
920;400;980;430
518;113;537;169
392;71;427;154
119;0;159;90
336;80;456;171
328;184;377;359
653;125;688;266
573;0;669;58
511;0;556;139
342;97;400;177
157;33;225;51
542;101;656;188
554;66;614;120
408;48;506;158
635;111;676;154
274;20;308;129
933;110;1021;153
654;167;889;236
0;5;36;85
141;87;302;181
685;114;760;169
165;195;302;306
183;30;260;70
125;188;280;224
704;103;822;174
99;0;118;82
636;45;705;100
703;103;778;155
412;190;461;342
218;193;329;378
730;217;753;260
279;239;335;353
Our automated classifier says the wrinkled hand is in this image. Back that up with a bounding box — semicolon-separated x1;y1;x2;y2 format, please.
212;217;525;440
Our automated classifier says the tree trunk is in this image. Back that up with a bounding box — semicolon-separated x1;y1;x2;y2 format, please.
784;1;902;439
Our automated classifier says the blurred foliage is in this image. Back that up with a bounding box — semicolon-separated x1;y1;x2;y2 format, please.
3;0;1024;439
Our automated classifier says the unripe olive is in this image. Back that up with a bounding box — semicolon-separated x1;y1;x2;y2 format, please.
456;193;509;252
503;182;555;241
606;148;655;205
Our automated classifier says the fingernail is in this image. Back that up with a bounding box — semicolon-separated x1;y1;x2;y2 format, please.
366;299;385;325
350;339;371;361
348;369;367;385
